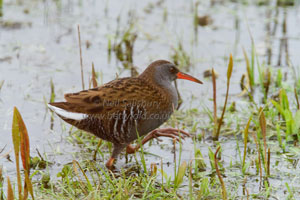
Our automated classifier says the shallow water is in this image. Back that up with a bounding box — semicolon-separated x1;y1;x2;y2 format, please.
1;0;300;198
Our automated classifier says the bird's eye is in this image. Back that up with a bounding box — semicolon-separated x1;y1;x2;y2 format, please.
169;67;176;73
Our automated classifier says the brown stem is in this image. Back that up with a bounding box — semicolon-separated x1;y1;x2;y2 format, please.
91;62;97;88
214;146;227;200
294;88;300;110
77;25;85;90
214;81;230;140
93;139;102;161
212;68;217;137
267;148;270;176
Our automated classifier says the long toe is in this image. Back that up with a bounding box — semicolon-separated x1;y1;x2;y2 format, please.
159;128;191;137
164;130;186;140
156;132;182;143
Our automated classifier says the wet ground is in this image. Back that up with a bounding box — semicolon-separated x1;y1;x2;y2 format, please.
1;0;300;198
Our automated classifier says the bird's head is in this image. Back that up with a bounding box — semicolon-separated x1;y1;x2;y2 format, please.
140;60;203;85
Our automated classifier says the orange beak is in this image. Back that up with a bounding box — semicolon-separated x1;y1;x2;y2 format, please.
176;72;203;84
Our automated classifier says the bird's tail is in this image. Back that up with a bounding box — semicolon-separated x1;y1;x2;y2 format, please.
48;102;88;121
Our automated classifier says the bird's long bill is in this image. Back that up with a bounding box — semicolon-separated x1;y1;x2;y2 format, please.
177;72;203;84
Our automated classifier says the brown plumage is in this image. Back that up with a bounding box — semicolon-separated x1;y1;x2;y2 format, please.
48;60;202;169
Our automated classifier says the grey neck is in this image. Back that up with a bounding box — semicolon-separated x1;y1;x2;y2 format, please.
153;72;178;109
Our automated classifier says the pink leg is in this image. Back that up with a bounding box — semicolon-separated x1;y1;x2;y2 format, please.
126;128;191;154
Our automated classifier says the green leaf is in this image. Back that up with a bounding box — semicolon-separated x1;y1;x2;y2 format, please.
276;69;282;87
293;110;300;132
73;160;93;193
259;107;267;168
280;89;289;110
243;116;252;169
175;161;187;187
158;169;168;180
195;149;206;171
271;100;285;116
243;48;253;88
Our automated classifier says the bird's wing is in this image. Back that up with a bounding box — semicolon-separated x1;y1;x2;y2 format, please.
50;77;166;115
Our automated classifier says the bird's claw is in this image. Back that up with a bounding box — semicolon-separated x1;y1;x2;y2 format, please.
150;128;190;144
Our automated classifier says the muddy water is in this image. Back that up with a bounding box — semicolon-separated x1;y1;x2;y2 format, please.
1;0;300;197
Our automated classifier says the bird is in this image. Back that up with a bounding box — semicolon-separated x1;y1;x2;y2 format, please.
48;60;203;169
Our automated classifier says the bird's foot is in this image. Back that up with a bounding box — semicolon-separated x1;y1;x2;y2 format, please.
105;157;116;170
126;128;191;154
147;128;191;143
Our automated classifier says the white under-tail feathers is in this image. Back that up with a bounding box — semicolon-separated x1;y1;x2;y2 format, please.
48;104;88;120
